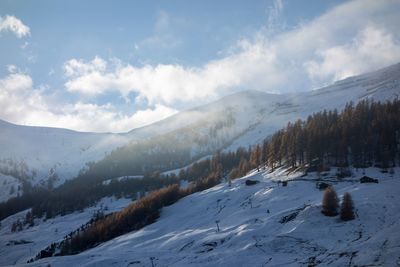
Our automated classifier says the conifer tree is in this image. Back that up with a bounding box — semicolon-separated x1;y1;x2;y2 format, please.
322;186;339;216
340;192;355;221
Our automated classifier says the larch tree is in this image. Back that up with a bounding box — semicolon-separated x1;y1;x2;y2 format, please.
340;192;355;221
321;186;339;216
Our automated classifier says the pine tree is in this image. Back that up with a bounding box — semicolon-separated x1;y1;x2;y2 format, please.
321;186;339;216
340;192;355;221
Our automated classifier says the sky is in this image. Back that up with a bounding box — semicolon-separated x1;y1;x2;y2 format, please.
0;0;400;133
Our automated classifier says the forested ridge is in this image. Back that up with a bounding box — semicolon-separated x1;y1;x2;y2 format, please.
261;100;400;170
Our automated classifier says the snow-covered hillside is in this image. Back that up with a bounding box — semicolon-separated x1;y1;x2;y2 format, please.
3;167;399;266
0;120;131;188
1;63;399;200
0;197;132;266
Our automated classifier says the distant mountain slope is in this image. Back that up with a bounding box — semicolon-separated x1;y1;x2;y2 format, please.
0;120;130;187
0;63;399;194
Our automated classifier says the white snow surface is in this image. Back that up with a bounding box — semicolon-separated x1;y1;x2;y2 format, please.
1;167;399;266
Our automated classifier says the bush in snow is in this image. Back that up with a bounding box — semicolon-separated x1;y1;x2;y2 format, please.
321;186;339;216
340;192;355;221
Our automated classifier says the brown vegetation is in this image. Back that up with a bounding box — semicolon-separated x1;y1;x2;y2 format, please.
321;186;339;216
340;192;355;221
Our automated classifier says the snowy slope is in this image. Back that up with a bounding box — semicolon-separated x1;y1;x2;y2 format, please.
0;197;132;266
7;167;399;267
0;63;399;199
0;120;131;187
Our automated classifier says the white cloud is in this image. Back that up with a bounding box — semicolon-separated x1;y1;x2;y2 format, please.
64;43;282;106
64;35;284;105
304;26;400;83
0;72;32;92
64;0;400;105
0;70;177;132
64;56;107;77
0;15;30;38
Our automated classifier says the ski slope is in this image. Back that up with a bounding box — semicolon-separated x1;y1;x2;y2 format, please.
3;167;398;266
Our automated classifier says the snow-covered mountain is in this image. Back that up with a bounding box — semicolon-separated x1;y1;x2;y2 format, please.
0;63;399;199
0;119;131;188
2;167;399;266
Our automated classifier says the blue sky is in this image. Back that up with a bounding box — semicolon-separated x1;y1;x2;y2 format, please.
0;0;399;132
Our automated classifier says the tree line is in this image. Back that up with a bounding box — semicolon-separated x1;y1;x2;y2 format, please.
261;100;400;171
